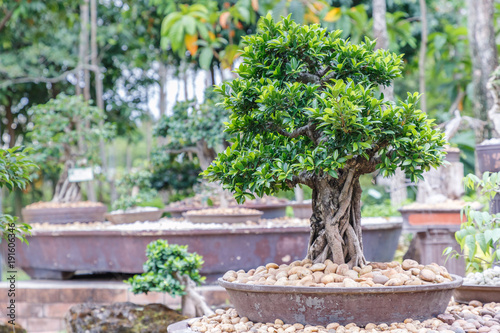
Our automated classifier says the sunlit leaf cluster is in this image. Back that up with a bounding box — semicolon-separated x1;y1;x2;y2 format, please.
28;94;115;169
127;240;205;296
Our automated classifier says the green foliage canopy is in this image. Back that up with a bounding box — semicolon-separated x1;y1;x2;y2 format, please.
28;94;115;168
113;169;158;211
204;15;447;203
155;88;231;151
0;147;37;243
127;240;205;296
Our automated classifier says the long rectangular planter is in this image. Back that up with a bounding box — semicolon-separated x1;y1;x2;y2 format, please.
1;218;402;281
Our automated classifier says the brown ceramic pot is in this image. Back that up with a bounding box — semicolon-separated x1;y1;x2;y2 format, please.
218;275;463;326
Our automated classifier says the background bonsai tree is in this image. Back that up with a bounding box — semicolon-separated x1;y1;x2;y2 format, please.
127;240;213;318
112;169;158;211
0;147;36;242
155;87;231;171
29;94;114;203
204;15;447;267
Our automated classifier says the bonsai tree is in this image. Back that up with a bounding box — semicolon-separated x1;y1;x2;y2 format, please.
150;150;201;202
0;147;36;243
29;94;114;203
204;15;447;267
113;169;158;211
155;87;231;170
127;240;214;318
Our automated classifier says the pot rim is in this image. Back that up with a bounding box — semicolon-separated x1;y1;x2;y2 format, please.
457;284;500;291
182;212;264;218
476;142;500;149
218;274;463;294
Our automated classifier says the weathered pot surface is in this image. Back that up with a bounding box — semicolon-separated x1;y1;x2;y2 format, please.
454;284;500;304
218;275;463;326
105;210;163;224
21;205;107;224
182;212;263;224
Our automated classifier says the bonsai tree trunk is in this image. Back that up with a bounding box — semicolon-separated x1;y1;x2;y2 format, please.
52;160;81;203
307;169;366;268
174;273;214;318
196;139;217;171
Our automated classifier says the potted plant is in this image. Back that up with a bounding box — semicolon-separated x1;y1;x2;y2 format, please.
446;172;500;303
0;147;36;242
106;169;163;224
126;240;214;317
23;94;114;224
200;15;461;326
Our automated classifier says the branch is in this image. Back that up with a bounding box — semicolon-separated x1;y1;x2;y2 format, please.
273;123;313;139
164;147;199;154
286;171;316;188
296;72;320;84
0;1;20;32
0;64;100;89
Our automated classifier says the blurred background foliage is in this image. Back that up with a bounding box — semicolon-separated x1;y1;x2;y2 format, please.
0;0;496;214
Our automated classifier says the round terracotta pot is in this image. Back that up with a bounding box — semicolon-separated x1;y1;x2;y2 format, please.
21;204;107;224
454;284;500;304
218;276;463;326
104;210;163;224
399;206;463;227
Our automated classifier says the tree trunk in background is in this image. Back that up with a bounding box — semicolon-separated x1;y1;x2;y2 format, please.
308;169;366;267
467;0;498;126
126;143;132;171
196;139;217;171
295;185;304;203
91;0;108;202
82;0;90;101
372;0;394;101
52;160;81;203
5;95;15;148
373;0;405;206
183;68;189;100
159;62;167;116
418;0;427;113
210;66;215;86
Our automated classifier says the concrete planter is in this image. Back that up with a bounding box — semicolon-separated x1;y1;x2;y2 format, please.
218;276;463;326
182;211;263;223
454;285;500;304
241;203;288;219
291;202;312;219
3;218;402;280
105;210;163;224
21;204;107;224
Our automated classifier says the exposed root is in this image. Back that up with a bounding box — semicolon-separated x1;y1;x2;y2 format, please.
306;171;366;267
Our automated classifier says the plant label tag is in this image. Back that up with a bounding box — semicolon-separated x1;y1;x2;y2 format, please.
68;167;94;182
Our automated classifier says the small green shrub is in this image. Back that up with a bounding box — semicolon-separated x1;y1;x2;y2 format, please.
127;240;205;296
444;172;500;272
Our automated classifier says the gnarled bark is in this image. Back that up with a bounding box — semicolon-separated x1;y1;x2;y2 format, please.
174;272;214;318
52;160;81;203
307;169;366;268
